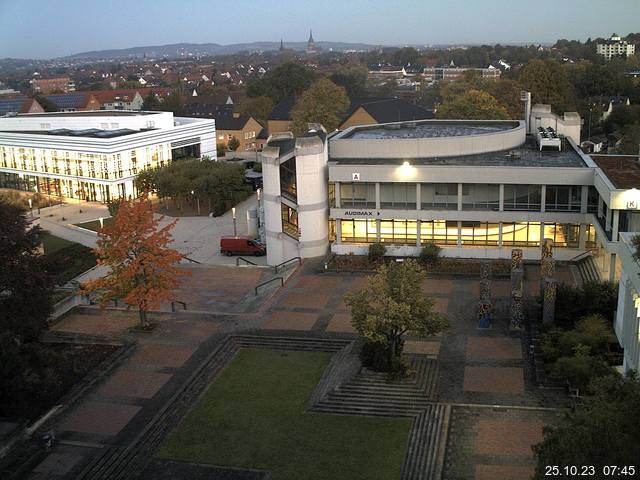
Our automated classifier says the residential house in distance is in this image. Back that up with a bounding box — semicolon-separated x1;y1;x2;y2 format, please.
266;96;434;135
31;76;75;94
45;93;101;112
601;96;631;121
90;89;145;110
185;94;235;118
0;96;44;116
422;65;501;83
216;114;263;151
597;34;636;60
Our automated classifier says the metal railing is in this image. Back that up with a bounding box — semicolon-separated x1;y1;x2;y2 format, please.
274;256;301;273
236;257;258;266
254;277;283;295
182;255;202;264
568;250;593;263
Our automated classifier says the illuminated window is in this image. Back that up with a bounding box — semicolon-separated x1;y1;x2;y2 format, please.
340;219;377;243
281;204;298;238
502;222;541;247
460;222;500;246
543;223;580;248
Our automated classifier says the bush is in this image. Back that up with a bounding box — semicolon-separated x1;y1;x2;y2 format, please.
550;354;612;392
106;198;121;217
368;242;386;263
541;314;611;363
253;162;263;173
554;280;618;329
419;243;442;266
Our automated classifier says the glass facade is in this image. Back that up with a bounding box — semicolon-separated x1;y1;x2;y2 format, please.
543;223;580;248
340;182;376;208
340;219;377;243
281;203;298;238
501;222;542;247
503;185;542;211
380;219;418;244
461;184;500;211
279;157;297;202
380;183;416;209
421;183;457;210
545;185;581;212
460;222;501;246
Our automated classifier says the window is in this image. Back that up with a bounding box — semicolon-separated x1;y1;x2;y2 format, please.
543;223;580;248
460;222;500;246
280;157;297;201
545;185;581;212
421;183;458;210
587;186;599;214
461;184;500;211
340;182;376;208
502;222;541;247
379;219;417;244
380;183;416;209
328;183;335;208
503;185;541;211
281;204;298;238
585;224;597;249
421;220;458;245
340;219;377;243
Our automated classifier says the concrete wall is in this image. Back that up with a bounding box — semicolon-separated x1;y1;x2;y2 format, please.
529;105;582;144
330;120;526;159
1;111;174;131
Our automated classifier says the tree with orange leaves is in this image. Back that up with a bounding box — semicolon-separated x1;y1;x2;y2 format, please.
83;193;189;327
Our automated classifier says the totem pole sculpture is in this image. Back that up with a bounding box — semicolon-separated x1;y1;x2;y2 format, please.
510;249;524;330
541;238;557;325
478;260;492;328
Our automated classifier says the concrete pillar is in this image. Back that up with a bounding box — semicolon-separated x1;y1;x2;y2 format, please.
376;218;381;242
612;210;620;241
335;219;342;244
335;182;341;208
579;223;587;249
598;196;603;218
499;184;504;212
416;219;421;247
605;206;612;231
609;253;617;282
457;183;463;211
416;183;421;211
540;185;546;213
498;223;504;247
375;182;381;210
457;221;462;247
581;185;589;214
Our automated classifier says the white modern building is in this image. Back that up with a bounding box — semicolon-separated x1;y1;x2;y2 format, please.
596;34;636;60
0;110;216;202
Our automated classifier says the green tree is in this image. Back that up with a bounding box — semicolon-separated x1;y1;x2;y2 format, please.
142;91;160;110
483;79;525;118
246;62;315;103
620;123;640;155
344;259;448;371
437;89;510;120
228;136;240;151
291;78;349;135
236;95;274;126
330;66;369;98
160;90;184;115
518;59;575;113
533;373;640;477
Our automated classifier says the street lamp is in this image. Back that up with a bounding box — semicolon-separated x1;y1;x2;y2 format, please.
232;207;237;236
99;217;104;229
191;190;200;215
28;198;33;217
257;188;261;210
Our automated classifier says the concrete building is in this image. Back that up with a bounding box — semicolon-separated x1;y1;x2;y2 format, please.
0;110;216;202
31;76;75;94
422;66;501;82
597;34;636;60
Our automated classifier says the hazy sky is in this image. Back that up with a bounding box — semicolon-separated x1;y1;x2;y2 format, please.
1;0;639;59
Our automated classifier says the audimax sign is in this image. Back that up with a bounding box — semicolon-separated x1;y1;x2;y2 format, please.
343;210;381;218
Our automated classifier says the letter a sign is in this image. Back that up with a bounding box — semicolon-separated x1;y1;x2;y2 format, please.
352;172;361;181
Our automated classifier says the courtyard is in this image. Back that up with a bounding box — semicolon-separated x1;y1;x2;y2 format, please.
20;259;574;480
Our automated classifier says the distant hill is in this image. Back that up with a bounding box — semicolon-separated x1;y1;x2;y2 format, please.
63;41;380;60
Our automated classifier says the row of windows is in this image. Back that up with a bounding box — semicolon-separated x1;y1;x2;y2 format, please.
331;183;599;213
336;219;595;248
0;146;165;180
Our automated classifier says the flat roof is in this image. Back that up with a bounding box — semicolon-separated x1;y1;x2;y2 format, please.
0;127;153;139
330;136;586;168
13;110;157;118
592;155;640;189
343;120;520;140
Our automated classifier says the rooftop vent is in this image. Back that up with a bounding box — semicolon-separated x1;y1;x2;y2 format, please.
507;150;521;159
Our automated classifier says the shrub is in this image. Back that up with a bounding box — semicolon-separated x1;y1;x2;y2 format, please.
550;354;612;392
419;243;442;266
360;340;407;375
368;242;386;263
106;198;121;217
541;314;611;362
554;280;618;329
253;162;263;173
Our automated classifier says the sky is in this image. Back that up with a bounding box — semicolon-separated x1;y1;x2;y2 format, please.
1;0;639;59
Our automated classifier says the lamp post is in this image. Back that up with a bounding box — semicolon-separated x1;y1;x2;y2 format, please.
257;188;261;211
232;207;237;236
28;198;33;217
191;190;200;215
99;217;104;229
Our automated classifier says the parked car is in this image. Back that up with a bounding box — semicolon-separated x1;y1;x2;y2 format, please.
220;236;266;256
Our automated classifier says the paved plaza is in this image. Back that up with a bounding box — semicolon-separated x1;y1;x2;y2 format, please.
22;260;574;479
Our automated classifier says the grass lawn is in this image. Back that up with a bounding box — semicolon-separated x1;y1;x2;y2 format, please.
74;217;113;232
42;233;97;285
157;349;411;480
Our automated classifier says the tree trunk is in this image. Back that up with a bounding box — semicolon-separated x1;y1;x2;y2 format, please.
139;308;147;327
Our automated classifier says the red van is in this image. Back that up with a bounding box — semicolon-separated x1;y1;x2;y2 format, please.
220;236;266;256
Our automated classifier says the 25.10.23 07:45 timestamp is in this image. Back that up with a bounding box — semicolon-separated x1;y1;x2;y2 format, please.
545;465;636;476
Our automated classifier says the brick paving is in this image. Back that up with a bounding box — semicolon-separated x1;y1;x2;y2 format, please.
129;344;197;369
404;340;441;357
474;464;535;480
476;419;544;455
58;401;142;437
262;311;320;330
97;370;173;399
463;366;525;395
325;313;357;333
466;337;522;360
